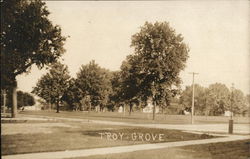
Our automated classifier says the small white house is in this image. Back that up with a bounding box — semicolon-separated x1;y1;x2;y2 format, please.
118;106;123;113
224;110;233;117
22;105;41;111
183;110;190;115
142;99;159;113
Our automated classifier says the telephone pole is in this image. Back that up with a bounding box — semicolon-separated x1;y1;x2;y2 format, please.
189;72;198;124
230;83;234;120
229;83;234;134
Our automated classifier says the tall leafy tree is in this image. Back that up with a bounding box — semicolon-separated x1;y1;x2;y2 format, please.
232;89;248;115
180;83;249;116
124;21;189;119
180;83;230;116
245;94;250;116
32;62;70;113
61;78;82;111
179;84;208;115
75;60;112;111
109;71;124;110
207;83;230;115
17;91;35;107
1;0;66;117
120;57;141;114
246;94;250;105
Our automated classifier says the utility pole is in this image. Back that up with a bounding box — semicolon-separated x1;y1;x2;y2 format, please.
229;83;234;134
189;72;198;124
230;83;234;120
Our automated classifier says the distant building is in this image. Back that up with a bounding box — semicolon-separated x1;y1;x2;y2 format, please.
183;110;190;115
118;106;123;113
224;110;233;117
22;105;41;111
142;99;159;113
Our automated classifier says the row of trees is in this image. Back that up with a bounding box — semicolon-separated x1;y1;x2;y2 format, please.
1;0;190;119
5;0;247;118
32;22;189;119
1;0;185;118
180;83;249;116
32;61;113;112
32;60;250;117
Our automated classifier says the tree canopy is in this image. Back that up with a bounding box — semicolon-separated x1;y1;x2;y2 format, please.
231;89;248;115
207;83;230;115
179;83;248;116
120;21;189;118
179;84;207;115
1;0;66;117
61;78;82;110
17;91;35;107
75;60;112;110
32;62;70;113
1;0;66;87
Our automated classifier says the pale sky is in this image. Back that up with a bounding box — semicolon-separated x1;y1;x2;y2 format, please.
17;1;250;95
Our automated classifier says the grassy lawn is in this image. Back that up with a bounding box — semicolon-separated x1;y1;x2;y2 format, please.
71;139;250;159
1;121;214;155
19;110;250;125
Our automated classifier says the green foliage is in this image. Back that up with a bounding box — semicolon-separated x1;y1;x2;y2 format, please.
180;83;248;116
32;62;70;112
1;90;35;108
17;91;35;107
180;83;230;116
75;60;112;109
80;95;91;111
246;94;250;104
109;71;124;109
1;0;66;88
121;21;189;107
232;89;248;115
179;84;207;115
120;57;141;102
61;78;82;110
207;83;230;115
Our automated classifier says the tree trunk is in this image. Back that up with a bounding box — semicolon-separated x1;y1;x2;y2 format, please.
129;103;132;116
152;86;156;120
49;102;51;111
139;102;142;112
56;100;60;113
11;86;18;118
152;103;155;120
88;103;91;113
123;105;126;116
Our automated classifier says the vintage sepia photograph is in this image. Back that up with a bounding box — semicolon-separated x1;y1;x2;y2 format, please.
1;0;250;159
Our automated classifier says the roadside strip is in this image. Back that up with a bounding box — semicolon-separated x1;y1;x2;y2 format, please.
2;135;249;159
